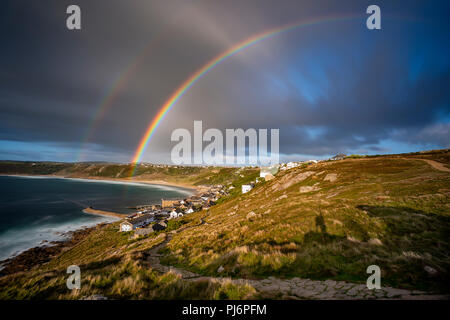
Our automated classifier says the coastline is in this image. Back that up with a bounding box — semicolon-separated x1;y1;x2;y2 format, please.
0;174;197;262
0;224;105;276
0;173;202;194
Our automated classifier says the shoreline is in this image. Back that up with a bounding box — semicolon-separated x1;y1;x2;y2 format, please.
0;173;202;194
0;174;198;262
0;224;105;276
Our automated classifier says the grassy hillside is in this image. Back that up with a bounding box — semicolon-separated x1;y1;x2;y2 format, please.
0;222;255;299
162;154;450;292
1;150;449;298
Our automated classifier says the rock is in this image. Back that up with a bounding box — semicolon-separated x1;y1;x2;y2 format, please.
82;294;108;300
246;211;257;220
271;171;314;191
346;236;360;243
424;266;438;276
368;238;383;246
217;265;224;273
299;186;321;193
324;173;337;182
276;194;287;201
227;211;236;216
264;173;275;181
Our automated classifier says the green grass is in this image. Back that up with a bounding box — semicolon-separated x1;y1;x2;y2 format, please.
161;155;450;293
1;151;449;298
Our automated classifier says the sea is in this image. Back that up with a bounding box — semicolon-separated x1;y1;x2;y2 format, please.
0;175;192;261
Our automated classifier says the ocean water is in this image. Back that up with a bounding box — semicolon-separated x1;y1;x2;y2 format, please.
0;175;192;261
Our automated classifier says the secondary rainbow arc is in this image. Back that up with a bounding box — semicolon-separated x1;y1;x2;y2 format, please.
129;15;361;173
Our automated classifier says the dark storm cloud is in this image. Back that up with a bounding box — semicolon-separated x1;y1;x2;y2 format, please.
0;0;449;162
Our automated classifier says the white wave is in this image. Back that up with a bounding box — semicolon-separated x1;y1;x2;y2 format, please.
0;215;116;262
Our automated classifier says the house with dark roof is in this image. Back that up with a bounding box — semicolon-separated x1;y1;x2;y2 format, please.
119;213;153;232
331;153;347;161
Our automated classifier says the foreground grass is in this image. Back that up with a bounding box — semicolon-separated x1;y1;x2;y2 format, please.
162;154;450;293
1;150;449;298
0;222;255;299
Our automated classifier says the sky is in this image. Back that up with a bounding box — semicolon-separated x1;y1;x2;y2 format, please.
0;0;449;164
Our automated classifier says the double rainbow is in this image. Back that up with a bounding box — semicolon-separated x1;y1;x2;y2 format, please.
130;15;361;172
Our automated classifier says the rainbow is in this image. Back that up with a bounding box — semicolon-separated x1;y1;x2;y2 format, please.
77;36;166;162
129;15;362;172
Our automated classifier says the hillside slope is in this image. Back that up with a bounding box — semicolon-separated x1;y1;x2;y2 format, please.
0;150;449;299
163;154;450;292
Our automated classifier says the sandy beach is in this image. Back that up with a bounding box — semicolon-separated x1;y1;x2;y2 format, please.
1;174;203;194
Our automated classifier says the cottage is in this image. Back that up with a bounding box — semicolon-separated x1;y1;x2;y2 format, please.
242;184;253;194
119;213;153;232
169;209;183;219
119;221;133;232
331;153;347;161
186;207;194;214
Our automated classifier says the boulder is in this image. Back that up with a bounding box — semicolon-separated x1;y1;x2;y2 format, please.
323;173;337;182
246;211;257;220
299;186;320;193
368;238;383;246
424;266;438;276
271;171;314;191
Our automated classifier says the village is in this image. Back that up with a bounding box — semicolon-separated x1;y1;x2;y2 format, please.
118;154;348;237
119;184;228;237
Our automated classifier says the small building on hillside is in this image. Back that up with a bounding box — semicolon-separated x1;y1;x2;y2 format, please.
169;209;183;219
260;165;279;178
186;207;194;214
331;153;347;161
120;221;133;232
119;213;153;232
242;184;253;194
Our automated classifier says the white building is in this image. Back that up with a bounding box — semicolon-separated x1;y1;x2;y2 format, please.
120;221;133;232
119;213;153;232
260;165;279;178
260;170;271;179
169;210;184;219
186;208;194;214
242;185;253;194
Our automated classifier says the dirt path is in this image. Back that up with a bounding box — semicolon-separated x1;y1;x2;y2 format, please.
412;158;450;173
144;214;448;300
